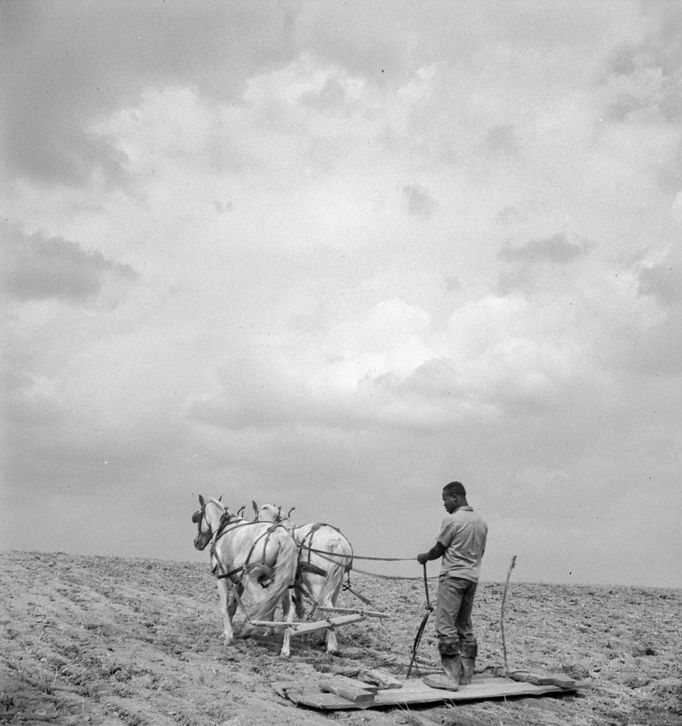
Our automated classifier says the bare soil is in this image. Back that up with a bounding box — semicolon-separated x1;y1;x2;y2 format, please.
1;551;680;725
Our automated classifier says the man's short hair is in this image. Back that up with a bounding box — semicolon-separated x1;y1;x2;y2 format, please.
443;481;466;497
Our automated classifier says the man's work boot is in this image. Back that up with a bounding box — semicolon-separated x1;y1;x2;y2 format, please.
423;656;461;690
423;638;461;691
460;642;478;685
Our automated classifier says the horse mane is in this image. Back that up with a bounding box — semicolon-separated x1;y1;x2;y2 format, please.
206;497;226;511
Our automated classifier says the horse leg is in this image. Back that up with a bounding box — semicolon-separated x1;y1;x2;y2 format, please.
323;577;346;655
293;571;306;619
278;589;294;657
228;582;242;619
216;579;234;645
293;585;306;620
305;577;332;650
239;577;258;639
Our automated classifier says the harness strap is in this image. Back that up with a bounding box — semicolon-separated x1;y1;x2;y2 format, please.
215;517;257;542
297;523;354;573
299;522;325;569
210;515;254;581
214;563;245;581
242;523;281;579
212;521;285;584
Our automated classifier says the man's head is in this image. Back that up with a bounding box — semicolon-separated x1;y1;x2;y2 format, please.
442;481;467;513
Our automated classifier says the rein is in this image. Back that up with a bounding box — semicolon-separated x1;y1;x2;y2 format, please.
300;545;414;563
258;512;413;564
255;510;426;582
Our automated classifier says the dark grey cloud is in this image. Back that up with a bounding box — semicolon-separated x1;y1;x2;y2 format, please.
444;275;462;292
495;266;535;296
1;226;137;303
496;205;524;226
603;6;682;123
602;11;682;193
2;1;650;188
482;124;519;157
2;371;63;428
496;233;593;295
499;232;592;265
402;184;437;218
212;200;234;214
1;1;297;185
639;258;682;304
298;2;621;80
631;312;682;375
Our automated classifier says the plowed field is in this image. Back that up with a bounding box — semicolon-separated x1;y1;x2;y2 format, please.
1;552;680;725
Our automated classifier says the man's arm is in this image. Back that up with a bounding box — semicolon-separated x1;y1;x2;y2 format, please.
417;541;445;565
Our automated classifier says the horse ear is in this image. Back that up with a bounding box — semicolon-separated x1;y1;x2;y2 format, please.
199;494;205;507
218;495;223;502
252;500;259;514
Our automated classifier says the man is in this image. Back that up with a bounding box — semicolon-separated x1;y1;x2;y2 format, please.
417;481;488;690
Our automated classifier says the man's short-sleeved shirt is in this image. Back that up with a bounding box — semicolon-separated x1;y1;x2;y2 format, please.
437;506;488;581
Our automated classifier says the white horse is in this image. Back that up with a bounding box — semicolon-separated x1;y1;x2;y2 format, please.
192;495;298;657
252;501;353;655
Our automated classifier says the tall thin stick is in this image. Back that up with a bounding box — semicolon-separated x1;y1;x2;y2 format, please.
500;555;516;674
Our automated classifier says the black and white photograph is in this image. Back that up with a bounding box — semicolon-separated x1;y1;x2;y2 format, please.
2;2;681;724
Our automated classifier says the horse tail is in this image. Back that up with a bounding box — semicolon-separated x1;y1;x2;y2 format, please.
317;536;352;606
249;532;298;622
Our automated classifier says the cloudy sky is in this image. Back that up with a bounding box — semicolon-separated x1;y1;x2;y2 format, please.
2;1;681;588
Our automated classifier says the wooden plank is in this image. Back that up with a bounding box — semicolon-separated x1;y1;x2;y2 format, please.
507;670;577;689
273;684;361;710
317;606;390;619
319;675;377;693
289;613;364;635
548;675;578;689
507;670;554;685
272;674;578;711
318;677;376;705
250;613;364;634
357;667;403;690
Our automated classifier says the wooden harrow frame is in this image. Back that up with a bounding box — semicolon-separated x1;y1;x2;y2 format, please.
250;605;389;638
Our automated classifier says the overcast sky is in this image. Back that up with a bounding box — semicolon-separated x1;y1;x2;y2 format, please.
2;1;681;588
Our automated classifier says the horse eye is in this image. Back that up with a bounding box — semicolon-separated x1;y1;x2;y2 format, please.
191;511;201;523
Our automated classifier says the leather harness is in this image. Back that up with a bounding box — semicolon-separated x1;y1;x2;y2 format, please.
210;513;284;584
297;522;353;574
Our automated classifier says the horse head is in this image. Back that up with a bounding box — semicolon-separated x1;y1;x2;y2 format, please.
252;501;282;523
192;494;225;551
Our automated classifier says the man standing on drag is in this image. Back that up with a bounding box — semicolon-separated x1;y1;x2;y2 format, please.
417;481;488;690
